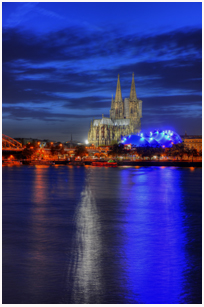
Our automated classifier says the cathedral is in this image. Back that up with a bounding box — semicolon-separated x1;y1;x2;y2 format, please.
88;73;142;146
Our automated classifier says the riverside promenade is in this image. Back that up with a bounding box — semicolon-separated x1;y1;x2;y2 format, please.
83;160;202;167
117;161;202;167
9;159;201;167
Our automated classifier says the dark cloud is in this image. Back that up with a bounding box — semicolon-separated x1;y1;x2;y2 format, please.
2;26;201;63
63;96;111;109
140;95;202;108
3;56;202;106
2;106;102;121
109;57;202;96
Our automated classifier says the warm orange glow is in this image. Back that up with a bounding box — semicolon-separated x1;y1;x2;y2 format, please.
51;142;53;145
60;144;62;146
190;167;195;171
38;142;40;145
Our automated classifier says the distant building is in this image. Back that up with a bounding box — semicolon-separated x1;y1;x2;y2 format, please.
88;73;142;146
181;133;202;151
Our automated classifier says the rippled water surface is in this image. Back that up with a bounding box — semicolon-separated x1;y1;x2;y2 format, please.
2;165;202;304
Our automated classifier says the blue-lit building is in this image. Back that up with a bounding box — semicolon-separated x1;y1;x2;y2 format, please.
120;130;182;148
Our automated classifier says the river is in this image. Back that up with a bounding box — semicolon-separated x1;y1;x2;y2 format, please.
2;165;202;304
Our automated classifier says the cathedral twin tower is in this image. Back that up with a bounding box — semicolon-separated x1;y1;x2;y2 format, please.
88;74;142;146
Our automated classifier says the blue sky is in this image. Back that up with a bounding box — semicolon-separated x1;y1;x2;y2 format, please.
2;2;202;142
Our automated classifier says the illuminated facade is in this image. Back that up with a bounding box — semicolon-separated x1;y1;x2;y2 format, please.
182;135;202;152
121;130;182;148
88;74;142;146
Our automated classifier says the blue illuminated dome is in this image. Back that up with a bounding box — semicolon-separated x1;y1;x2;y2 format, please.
121;130;182;148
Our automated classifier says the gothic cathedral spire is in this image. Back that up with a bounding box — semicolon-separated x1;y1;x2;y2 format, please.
130;73;137;101
115;74;122;102
111;94;114;108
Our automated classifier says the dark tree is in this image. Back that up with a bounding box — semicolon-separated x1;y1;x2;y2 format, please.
50;146;58;156
154;146;165;160
22;148;33;159
191;148;198;162
167;143;184;160
108;143;125;158
74;145;88;160
184;147;192;161
136;147;147;160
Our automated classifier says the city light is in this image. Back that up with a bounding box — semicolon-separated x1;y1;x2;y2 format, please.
121;129;182;148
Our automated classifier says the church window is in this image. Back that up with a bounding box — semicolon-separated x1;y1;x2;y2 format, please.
101;126;104;138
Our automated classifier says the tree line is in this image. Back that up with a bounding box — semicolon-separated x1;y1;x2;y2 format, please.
108;143;202;161
2;142;202;162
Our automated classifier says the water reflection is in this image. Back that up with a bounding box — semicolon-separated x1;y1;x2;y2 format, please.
65;170;103;303
2;166;201;304
25;167;69;303
119;167;187;304
26;168;52;303
32;168;49;204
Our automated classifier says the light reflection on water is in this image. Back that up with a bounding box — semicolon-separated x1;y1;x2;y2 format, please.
118;167;187;303
65;175;103;303
2;166;202;304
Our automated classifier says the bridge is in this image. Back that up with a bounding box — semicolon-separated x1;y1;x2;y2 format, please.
2;134;23;151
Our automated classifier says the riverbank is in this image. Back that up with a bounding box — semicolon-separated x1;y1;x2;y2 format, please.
117;161;202;167
3;160;201;167
82;160;202;167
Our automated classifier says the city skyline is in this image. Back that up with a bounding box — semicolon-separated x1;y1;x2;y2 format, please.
2;2;202;142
